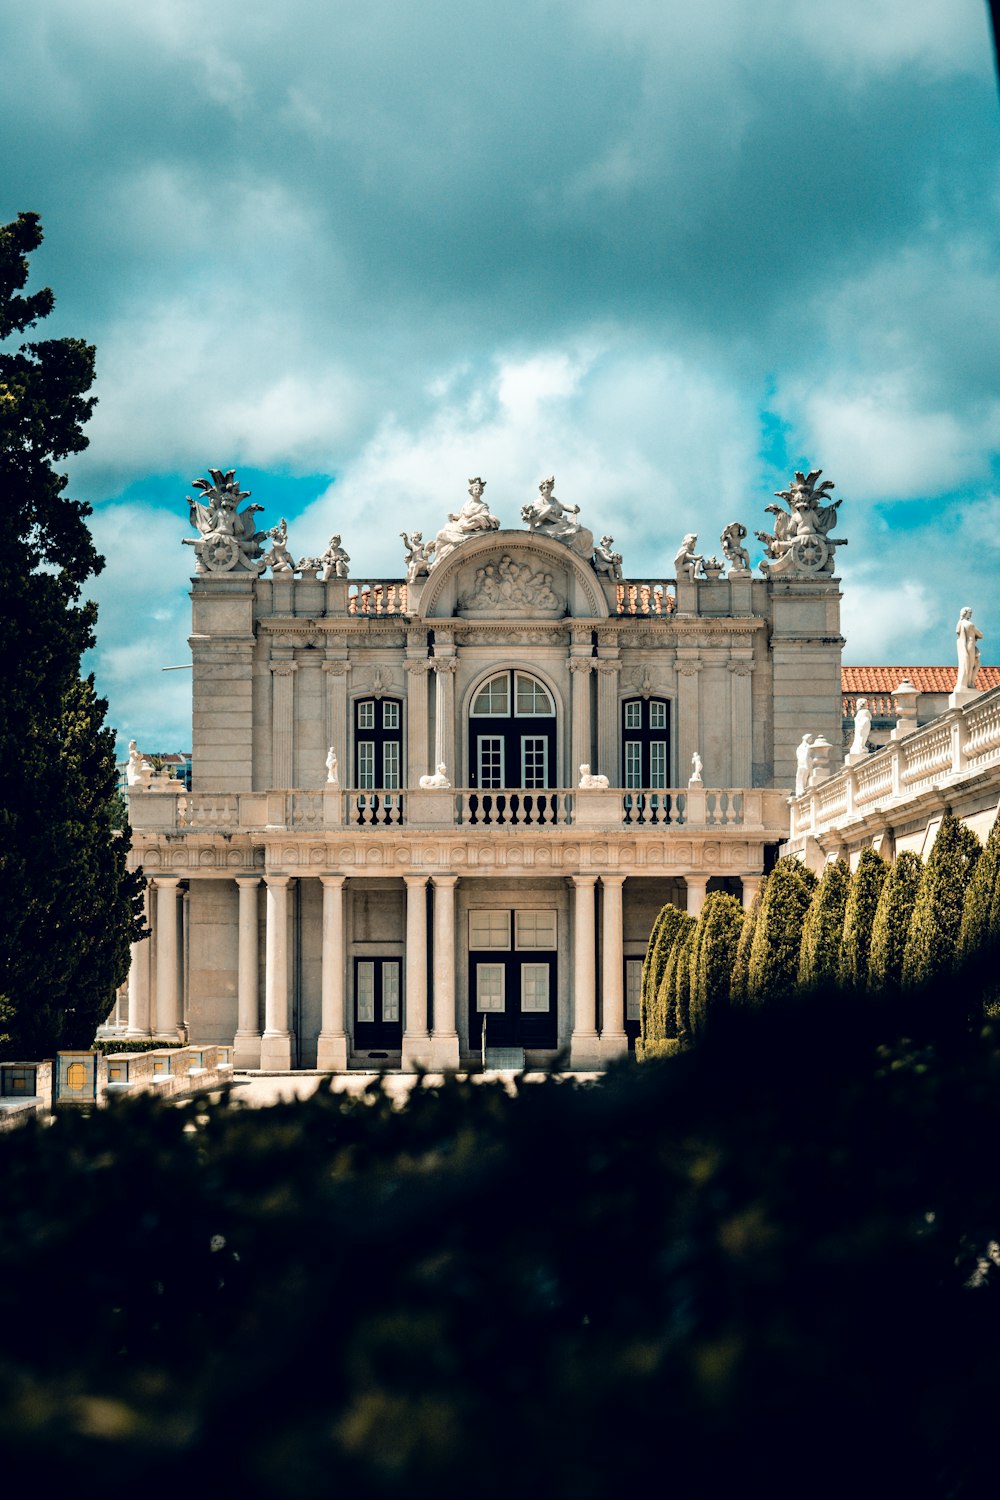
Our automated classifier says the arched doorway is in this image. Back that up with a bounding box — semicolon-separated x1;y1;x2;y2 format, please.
468;671;557;789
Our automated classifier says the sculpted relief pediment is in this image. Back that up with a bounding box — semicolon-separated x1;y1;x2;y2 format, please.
456;552;567;618
417;530;609;620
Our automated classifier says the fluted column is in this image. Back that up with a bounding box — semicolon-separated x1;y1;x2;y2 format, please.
741;874;763;910
323;660;350;784
154;878;181;1037
729;661;754;787
569;875;600;1069
433;657;457;779
234;877;262;1067
685;875;709;917
126;884;151;1037
676;661;701;789
600;875;627;1058
271;662;297;788
430;875;460;1068
317;875;348;1069
261;875;293;1069
569;658;593;781
402;874;431;1070
405;658;432;785
595;654;621;785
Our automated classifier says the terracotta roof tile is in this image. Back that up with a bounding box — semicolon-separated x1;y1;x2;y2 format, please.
842;666;1000;695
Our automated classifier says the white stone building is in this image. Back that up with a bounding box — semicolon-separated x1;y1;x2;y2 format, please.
125;469;846;1070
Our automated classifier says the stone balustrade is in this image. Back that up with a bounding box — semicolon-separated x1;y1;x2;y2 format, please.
347;580;409;615
790;684;1000;842
615;579;676;616
130;784;788;834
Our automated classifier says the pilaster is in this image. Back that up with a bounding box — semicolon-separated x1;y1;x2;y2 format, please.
323;660;351;789
402;874;432;1070
234;878;262;1068
728;661;754;787
126;885;152;1037
569;657;593;781
676;661;702;789
318;875;349;1070
154;878;182;1038
600;875;627;1061
405;658;432;784
261;875;293;1069
429;875;460;1069
270;662;297;789
432;656;457;777
569;875;601;1069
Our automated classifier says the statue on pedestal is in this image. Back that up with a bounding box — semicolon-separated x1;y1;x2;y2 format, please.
848;698;872;757
593;535;623;579
325;747;340;787
319;534;351;580
721;521;751;573
756;470;847;577
795;733;815;797
689;751;704;785
419;763;452;789
521;477;594;558
401;531;435;583
432;478;500;567
955;607;983;692
183;468;268;574
578;764;610;789
674;534;703;581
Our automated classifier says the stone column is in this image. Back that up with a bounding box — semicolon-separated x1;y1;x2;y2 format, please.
569;658;593;782
600;875;627;1060
685;875;709;917
271;662;297;788
154;878;182;1038
261;875;293;1069
740;874;763;910
405;658;432;785
317;875;349;1070
433;658;457;779
728;662;754;788
234;877;262;1068
430;875;460;1068
126;884;151;1037
569;875;600;1069
595;655;621;785
323;660;350;785
402;874;431;1070
676;661;701;790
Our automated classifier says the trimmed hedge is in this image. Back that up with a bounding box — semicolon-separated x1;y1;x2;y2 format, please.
93;1038;184;1056
638;903;688;1057
959;810;1000;964
689;892;745;1038
798;858;850;992
730;882;763;1009
658;914;696;1040
672;921;698;1039
839;848;888;993
868;851;923;997
747;857;817;1008
902;814;981;992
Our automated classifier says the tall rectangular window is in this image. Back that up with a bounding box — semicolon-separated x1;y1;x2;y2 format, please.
358;742;375;789
476;965;505;1011
357;701;375;730
649;701;667;729
382;701;400;730
625;742;642;788
357;962;375;1022
382;963;400;1023
626;959;643;1022
383;742;400;788
521;737;547;788
520;964;550;1012
478;737;504;789
625;702;642;730
650;742;667;788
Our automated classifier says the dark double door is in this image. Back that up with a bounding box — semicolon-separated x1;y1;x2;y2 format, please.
468;908;557;1051
354;957;402;1051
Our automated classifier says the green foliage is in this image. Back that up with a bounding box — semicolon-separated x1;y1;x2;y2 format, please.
959;810;1000;965
747;857;817;1008
657;913;696;1041
93;1038;184;1056
2;992;1000;1492
839;848;888;993
730;882;763;1009
798;858;850;992
902;815;981;993
672;922;697;1039
868;852;923;998
689;893;745;1038
638;904;687;1055
0;214;145;1058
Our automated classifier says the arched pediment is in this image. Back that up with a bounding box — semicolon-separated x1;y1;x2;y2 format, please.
415;530;610;621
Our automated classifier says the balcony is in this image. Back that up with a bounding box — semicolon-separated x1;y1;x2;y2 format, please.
129;784;790;835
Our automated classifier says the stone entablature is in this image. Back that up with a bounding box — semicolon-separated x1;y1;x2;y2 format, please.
785;684;1000;867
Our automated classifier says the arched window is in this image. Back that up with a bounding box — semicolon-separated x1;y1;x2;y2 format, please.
354;697;403;788
621;697;671;788
469;671;556;788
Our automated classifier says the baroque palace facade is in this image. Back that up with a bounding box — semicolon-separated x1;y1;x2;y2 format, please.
125;469;846;1070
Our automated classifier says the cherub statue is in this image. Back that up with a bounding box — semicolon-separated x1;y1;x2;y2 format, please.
721;521;751;572
593;535;623;579
320;533;351;580
262;518;297;574
673;533;703;581
126;739;153;789
401;531;435;583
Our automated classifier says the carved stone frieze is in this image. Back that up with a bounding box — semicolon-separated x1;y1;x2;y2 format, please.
457;627;568;645
457;554;566;617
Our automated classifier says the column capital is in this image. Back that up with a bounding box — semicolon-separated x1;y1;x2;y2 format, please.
264;872;294;888
594;659;621;676
404;659;432;676
601;873;626;889
569;873;599;888
322;660;351;676
430;873;459;888
568;657;594;675
153;875;182;889
727;660;755;676
319;873;347;889
403;872;429;887
235;875;261;888
432;657;457;674
270;662;298;677
676;662;702;678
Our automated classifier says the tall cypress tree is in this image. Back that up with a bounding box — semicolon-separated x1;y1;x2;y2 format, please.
638;903;688;1056
902;814;980;994
690;892;745;1037
730;882;764;1010
0;213;145;1057
798;858;850;992
839;848;888;994
747;857;817;1007
868;852;923;999
658;914;696;1039
959;811;1000;965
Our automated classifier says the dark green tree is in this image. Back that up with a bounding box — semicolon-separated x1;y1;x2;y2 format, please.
638;903;688;1056
672;920;698;1039
839;848;888;993
730;880;764;1009
747;857;817;1007
959;810;1000;967
798;858;850;992
902;814;980;994
868;852;923;998
657;913;696;1041
689;891;745;1037
0;212;145;1057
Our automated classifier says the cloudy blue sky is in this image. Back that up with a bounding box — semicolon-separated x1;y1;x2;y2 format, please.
2;0;998;750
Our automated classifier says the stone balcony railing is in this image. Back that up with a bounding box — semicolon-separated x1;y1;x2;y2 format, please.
129;784;791;835
790;684;1000;840
255;574;681;618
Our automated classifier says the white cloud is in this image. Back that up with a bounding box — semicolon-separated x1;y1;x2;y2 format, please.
839;571;937;662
